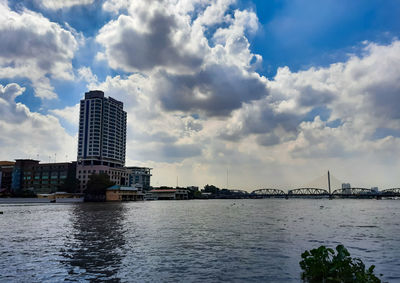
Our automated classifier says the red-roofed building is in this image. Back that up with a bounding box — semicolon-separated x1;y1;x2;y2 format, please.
149;188;188;200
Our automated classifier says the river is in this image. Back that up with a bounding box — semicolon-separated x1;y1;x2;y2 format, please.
1;199;399;282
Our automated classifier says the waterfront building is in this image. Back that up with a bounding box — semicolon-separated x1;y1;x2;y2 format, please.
126;166;152;190
0;161;15;194
78;90;127;168
37;192;84;202
76;164;129;192
148;188;188;200
105;185;144;201
11;159;77;193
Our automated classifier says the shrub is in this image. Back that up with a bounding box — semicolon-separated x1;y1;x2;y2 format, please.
299;245;382;282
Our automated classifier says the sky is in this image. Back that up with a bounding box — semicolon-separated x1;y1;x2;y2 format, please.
1;0;400;190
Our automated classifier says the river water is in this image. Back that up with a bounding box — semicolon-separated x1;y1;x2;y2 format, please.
1;199;399;282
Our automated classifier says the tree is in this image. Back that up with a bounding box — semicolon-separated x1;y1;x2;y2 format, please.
203;184;220;195
59;176;80;193
300;245;382;282
85;173;115;195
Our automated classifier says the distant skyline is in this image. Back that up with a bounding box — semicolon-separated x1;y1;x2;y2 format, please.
1;0;400;189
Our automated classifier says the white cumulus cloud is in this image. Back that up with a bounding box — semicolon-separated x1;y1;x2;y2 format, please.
0;2;78;99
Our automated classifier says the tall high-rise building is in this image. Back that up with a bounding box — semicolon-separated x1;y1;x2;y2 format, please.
77;90;127;168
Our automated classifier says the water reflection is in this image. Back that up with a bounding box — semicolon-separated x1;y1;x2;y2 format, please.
61;203;127;281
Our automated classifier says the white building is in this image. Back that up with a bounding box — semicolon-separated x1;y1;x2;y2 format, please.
77;90;127;168
76;165;129;192
126;166;152;190
76;90;128;192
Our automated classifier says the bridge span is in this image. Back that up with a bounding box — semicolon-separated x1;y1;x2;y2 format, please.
249;187;400;199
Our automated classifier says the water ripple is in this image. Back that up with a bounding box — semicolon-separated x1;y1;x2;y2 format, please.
1;199;400;282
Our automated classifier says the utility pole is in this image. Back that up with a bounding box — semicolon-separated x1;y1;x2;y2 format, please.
226;168;229;189
328;170;331;195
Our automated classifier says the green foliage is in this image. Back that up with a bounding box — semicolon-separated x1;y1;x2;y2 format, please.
203;184;220;194
300;245;381;283
59;177;80;193
85;173;115;195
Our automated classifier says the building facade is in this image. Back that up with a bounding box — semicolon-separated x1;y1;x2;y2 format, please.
106;185;144;201
11;159;77;193
148;188;188;200
75;90;153;193
78;90;127;168
0;161;15;193
126;166;152;190
76;164;129;192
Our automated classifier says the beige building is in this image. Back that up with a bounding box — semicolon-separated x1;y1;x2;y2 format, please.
106;185;144;201
37;192;84;202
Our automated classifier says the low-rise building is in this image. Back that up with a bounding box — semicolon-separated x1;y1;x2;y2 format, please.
76;165;129;193
77;165;152;193
126;166;152;190
0;161;15;194
37;192;84;202
106;185;144;201
149;188;188;200
11;159;77;194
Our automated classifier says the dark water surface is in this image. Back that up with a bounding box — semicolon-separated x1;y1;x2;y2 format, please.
1;199;400;282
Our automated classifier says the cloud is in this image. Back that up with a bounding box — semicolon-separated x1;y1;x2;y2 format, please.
3;0;398;189
97;0;266;116
36;0;95;10
217;40;400;152
154;64;268;116
91;73;205;160
77;66;98;85
97;12;204;73
89;0;400;188
0;83;76;161
0;2;78;99
87;39;400;189
49;103;80;126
